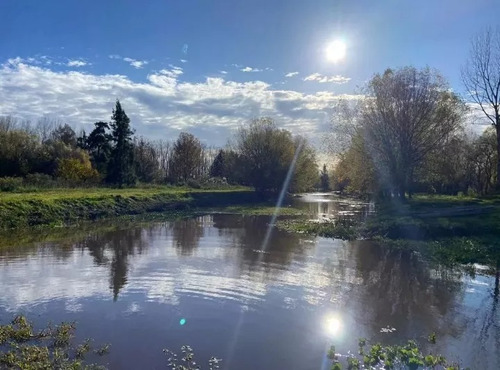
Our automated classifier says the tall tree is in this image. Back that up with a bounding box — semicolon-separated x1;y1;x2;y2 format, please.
209;149;226;178
49;124;77;148
133;137;160;183
106;101;135;186
235;118;318;193
169;132;203;183
85;121;112;175
462;27;500;188
360;67;465;199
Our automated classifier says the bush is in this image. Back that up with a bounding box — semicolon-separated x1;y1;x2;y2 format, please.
56;157;100;185
24;173;57;188
186;178;202;189
0;177;23;192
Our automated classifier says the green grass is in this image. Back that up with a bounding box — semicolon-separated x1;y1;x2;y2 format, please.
219;204;307;216
0;186;258;230
0;185;250;201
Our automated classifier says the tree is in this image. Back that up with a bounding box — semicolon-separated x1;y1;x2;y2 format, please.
467;128;497;195
462;27;500;188
106;100;135;186
320;164;330;192
133;137;160;183
56;155;99;184
85;121;112;175
235;118;318;193
360;67;465;199
49;124;77;148
209;149;226;178
169;132;203;183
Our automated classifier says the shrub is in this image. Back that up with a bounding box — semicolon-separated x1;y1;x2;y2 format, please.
0;177;23;192
24;173;56;188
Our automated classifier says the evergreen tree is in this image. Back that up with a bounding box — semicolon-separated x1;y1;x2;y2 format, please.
84;121;112;175
209;149;226;178
106;101;135;186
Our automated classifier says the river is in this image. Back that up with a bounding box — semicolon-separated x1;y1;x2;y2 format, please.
0;194;498;369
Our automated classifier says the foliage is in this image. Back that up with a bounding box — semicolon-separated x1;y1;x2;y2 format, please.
0;177;23;192
327;338;464;370
277;217;358;240
362;67;465;198
106;100;136;186
169;132;203;183
333;132;376;194
134;137;161;183
320;164;330;191
0;127;41;177
56;155;100;184
164;345;221;370
81;121;112;175
234;118;318;193
49;124;77;148
209;149;226;178
0;315;109;369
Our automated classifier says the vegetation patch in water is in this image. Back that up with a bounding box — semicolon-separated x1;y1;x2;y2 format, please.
328;337;464;370
276;217;358;240
0;316;109;369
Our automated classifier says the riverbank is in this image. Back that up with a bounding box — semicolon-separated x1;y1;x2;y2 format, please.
0;186;265;229
279;194;500;269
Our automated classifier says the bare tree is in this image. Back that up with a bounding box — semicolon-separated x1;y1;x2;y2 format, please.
361;67;465;199
462;27;500;188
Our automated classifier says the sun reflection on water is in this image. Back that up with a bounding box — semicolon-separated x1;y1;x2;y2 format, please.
324;313;342;337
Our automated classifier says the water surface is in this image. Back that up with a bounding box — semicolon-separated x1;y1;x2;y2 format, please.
0;194;498;369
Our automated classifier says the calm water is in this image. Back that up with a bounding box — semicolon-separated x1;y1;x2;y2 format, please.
0;194;499;369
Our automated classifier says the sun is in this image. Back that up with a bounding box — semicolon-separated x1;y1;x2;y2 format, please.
325;40;346;63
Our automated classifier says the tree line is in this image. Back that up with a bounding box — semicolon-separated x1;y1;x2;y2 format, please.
329;28;500;199
0;101;319;193
2;28;499;198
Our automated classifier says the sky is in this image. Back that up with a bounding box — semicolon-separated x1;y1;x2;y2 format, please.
0;0;498;146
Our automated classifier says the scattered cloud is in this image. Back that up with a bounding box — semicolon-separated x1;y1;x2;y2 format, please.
240;66;263;73
220;71;228;75
123;57;148;69
109;55;148;69
285;72;299;78
182;44;189;55
180;59;187;63
304;73;351;84
0;58;363;146
67;59;88;67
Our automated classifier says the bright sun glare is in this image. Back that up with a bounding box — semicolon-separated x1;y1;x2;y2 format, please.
325;40;346;63
324;314;342;336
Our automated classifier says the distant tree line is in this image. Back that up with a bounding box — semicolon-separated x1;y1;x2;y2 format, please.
0;101;319;193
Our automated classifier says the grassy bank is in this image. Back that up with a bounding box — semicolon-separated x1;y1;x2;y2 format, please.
0;186;263;230
279;194;500;269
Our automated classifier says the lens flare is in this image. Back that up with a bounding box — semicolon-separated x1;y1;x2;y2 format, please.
324;314;342;336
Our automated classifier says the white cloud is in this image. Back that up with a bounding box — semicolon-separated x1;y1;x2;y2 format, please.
123;57;148;69
180;59;187;63
220;71;228;75
240;66;263;73
67;60;88;67
109;55;148;69
285;72;299;78
304;73;351;84
0;58;362;146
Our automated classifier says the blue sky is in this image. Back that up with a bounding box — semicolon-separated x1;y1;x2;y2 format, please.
0;0;498;146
